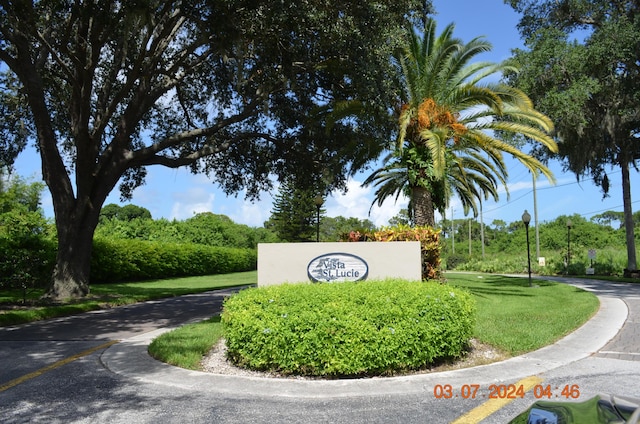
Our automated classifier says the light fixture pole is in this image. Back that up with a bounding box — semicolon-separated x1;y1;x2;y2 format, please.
566;219;572;275
451;207;455;254
314;196;324;242
522;210;532;287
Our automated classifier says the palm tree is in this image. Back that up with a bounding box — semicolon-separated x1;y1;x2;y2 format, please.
366;18;558;227
365;143;507;225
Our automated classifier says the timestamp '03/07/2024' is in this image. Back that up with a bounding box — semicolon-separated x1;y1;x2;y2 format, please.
433;384;580;400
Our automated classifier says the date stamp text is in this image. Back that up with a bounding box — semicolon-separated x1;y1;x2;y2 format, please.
432;384;580;400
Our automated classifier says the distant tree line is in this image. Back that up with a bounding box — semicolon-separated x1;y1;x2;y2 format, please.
96;205;278;250
440;212;637;275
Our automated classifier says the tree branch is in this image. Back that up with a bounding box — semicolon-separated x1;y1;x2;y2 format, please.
138;98;266;156
136;131;278;168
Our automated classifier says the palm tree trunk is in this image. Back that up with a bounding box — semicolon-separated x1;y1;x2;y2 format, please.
411;186;435;227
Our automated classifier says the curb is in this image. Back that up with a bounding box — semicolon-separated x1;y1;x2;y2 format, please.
100;294;626;399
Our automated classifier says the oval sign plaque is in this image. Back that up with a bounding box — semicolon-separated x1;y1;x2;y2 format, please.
307;252;369;283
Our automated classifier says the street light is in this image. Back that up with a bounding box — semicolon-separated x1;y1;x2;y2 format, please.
522;210;532;287
566;219;572;275
314;195;324;242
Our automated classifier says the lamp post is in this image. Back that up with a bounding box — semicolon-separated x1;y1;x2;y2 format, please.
566;219;572;275
522;210;532;287
314;196;323;242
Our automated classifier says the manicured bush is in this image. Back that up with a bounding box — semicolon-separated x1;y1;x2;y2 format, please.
342;225;442;281
0;236;56;297
91;238;256;283
372;225;441;280
0;206;56;295
222;279;475;377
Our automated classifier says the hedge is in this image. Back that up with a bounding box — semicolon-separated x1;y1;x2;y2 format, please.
0;237;56;295
91;238;257;283
222;279;475;377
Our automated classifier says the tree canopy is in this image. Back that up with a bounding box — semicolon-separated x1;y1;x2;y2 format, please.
100;203;152;222
506;0;640;270
0;0;429;299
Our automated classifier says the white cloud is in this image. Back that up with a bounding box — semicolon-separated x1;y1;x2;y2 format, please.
327;178;408;227
170;188;215;220
229;195;275;227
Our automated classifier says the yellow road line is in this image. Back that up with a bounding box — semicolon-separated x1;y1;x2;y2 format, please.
0;340;119;393
451;375;543;424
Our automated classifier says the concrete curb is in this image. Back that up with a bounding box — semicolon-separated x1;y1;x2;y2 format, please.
100;294;626;399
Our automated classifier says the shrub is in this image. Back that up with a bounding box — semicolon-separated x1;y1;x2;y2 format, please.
0;236;56;298
443;253;469;270
372;225;441;280
0;208;56;296
453;255;533;274
343;225;442;280
222;279;475;377
91;238;256;283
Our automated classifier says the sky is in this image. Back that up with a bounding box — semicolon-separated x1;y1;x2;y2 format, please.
10;0;640;229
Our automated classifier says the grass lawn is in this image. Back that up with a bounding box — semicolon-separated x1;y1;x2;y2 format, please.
149;316;224;369
149;272;600;370
446;272;600;355
0;271;256;327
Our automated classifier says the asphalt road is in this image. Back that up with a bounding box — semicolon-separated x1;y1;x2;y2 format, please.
1;278;639;424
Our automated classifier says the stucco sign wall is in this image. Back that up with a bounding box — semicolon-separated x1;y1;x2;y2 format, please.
257;242;421;286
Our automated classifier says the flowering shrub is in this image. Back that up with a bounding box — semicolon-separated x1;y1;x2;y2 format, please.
347;230;368;242
222;279;475;377
372;225;441;280
342;225;441;280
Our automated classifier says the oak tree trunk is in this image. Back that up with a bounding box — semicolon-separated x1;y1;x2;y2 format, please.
43;194;104;300
47;227;92;299
621;159;637;271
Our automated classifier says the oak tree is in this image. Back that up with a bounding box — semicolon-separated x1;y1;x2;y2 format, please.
0;0;427;299
506;0;640;271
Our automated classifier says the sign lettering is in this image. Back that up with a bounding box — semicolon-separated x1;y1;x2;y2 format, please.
307;253;369;283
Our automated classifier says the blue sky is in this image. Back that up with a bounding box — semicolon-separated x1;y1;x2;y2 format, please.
11;0;639;228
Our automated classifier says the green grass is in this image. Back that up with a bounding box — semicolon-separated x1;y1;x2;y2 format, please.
446;272;600;355
149;272;600;370
0;271;256;327
148;316;224;370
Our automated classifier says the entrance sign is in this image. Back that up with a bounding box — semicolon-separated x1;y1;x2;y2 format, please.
258;242;421;286
307;253;369;283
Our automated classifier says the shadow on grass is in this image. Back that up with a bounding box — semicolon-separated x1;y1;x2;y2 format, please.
447;273;557;299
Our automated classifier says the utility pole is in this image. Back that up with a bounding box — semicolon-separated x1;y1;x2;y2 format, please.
468;218;472;255
480;201;485;258
533;172;540;259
